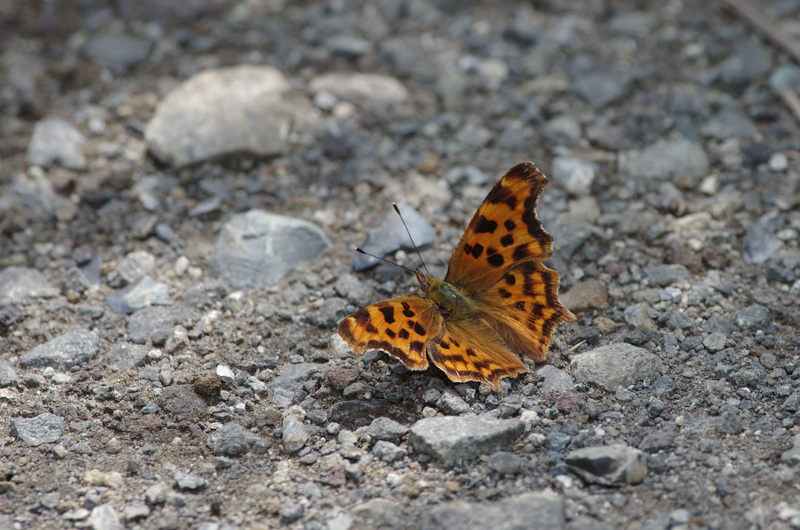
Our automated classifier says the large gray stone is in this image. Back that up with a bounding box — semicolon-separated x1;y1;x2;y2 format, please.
422;491;565;530
565;444;648;486
570;343;664;391
11;413;65;446
618;136;709;181
145;65;310;167
0;266;57;300
269;363;324;408
351;203;435;271
26;117;86;170
211;210;330;289
309;72;409;109
107;275;172;315
206;423;268;456
20;329;100;371
409;415;525;466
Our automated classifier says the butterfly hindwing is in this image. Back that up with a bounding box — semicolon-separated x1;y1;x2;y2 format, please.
479;261;576;362
337;296;442;371
427;319;528;390
445;162;553;288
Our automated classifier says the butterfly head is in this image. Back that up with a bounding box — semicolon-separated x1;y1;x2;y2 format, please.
414;269;430;292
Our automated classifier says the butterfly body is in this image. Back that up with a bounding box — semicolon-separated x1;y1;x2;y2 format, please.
338;162;576;390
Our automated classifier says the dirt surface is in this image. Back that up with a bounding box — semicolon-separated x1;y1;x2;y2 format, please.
1;1;800;529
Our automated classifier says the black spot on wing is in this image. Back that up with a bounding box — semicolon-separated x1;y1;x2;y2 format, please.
487;254;505;267
515;301;525;311
413;322;426;335
470;243;484;258
386;329;396;338
366;322;377;333
398;328;410;339
378;306;395;324
498;288;512;298
401;301;415;318
504;274;516;285
500;234;514;247
474;216;498;234
513;245;531;261
410;341;424;353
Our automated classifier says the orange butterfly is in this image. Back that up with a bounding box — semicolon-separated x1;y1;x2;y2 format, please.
338;162;575;390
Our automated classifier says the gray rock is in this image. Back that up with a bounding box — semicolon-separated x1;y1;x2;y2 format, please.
571;344;664;392
733;304;769;330
280;499;305;523
487;451;524;475
715;407;742;435
309;72;409;109
206;423;268;456
565;444;647;486
159;385;206;422
551;156;596;196
409;415;525;466
104;343;150;370
572;71;630;108
380;35;436;82
211;210;330;289
145;65;307;167
352;498;401;528
352;203;436;271
0;361;20;387
309;297;350;328
127;306;192;345
618;136;709;181
11;413;65;446
436;391;470;415
645;264;691;287
123;500;150;522
282;415;308;453
20;329;100;370
742;224;783;264
144;483;167;505
269;363;324;408
718;42;773;88
705;314;734;335
82;31;151;75
87;503;121;530
26;117;86;170
366;417;408;441
700;109;759;140
0;266;57;300
372;440;407;463
115;250;157;284
538;365;574;393
422;491;564;530
0;303;24;332
623;302;657;331
106;275;172;315
545;432;572;452
703;332;727;352
173;470;207;491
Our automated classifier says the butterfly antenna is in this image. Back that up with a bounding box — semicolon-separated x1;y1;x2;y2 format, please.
392;202;429;274
353;247;416;275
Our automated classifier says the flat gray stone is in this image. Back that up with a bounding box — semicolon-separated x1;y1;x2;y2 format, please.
82;31;151;75
436;391;471;415
372;440;407;463
127;306;192;344
409;415;525;466
106;275;172;315
0;266;57;300
206;423;268;456
269;363;324;408
20;329;100;370
26;117;86;170
282;415;308;453
734;304;769;330
11;413;65;446
645;264;691;287
366;417;409;441
618;136;709;181
0;361;20;387
422;491;565;530
566;444;648;486
211;209;330;289
538;365;574;393
570;343;664;392
87;503;121;530
145;65;308;167
309;72;409;108
742;224;783;265
352;203;435;271
173;470;207;491
104;343;150;370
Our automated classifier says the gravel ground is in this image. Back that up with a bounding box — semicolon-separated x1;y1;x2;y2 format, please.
1;1;800;529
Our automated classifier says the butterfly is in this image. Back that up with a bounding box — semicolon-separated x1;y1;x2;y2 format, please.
338;162;576;390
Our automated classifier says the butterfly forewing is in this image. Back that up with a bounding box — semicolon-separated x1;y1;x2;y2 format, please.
445;162;553;288
337;296;441;371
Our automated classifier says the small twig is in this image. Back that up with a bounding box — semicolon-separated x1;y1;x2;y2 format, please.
718;0;800;65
